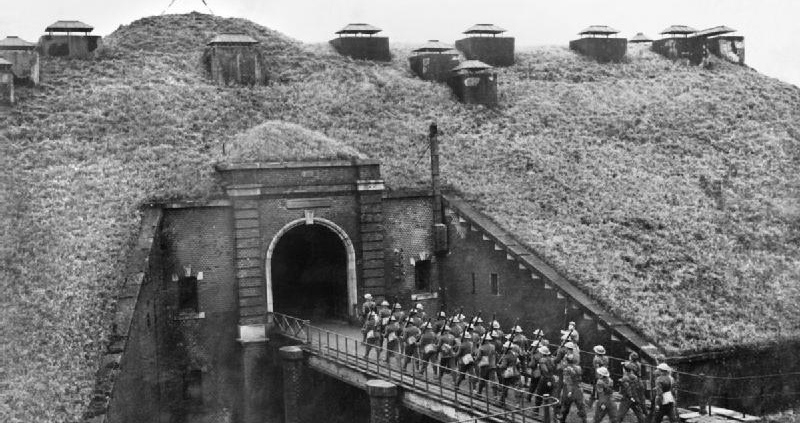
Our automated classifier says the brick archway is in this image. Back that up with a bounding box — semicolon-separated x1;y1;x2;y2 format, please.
265;217;358;319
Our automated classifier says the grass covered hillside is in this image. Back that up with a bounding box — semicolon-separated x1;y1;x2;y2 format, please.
1;11;799;421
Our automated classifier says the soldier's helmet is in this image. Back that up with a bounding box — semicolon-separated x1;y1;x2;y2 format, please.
483;333;493;341
597;367;610;377
389;315;397;322
394;303;402;310
364;293;373;300
438;311;446;318
532;328;544;337
380;300;390;307
629;352;639;361
657;363;671;372
566;354;579;364
593;345;606;355
564;341;576;350
540;339;550;347
443;325;451;332
503;341;512;349
538;346;551;355
416;303;424;311
513;325;523;333
475;317;484;324
491;320;501;329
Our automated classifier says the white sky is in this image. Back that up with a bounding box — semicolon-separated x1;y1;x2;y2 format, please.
2;0;799;87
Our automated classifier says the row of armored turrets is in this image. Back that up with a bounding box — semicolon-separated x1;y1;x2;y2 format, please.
0;20;745;108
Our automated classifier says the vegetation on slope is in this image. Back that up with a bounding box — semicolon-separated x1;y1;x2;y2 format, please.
1;12;799;421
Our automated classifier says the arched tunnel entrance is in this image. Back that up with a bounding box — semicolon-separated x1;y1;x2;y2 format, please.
270;223;350;320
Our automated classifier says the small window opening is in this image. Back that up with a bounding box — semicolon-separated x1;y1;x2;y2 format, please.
471;272;476;294
490;273;499;296
415;260;432;291
179;276;199;312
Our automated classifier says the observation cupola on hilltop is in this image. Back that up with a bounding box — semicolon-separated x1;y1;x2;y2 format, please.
408;40;460;82
38;20;102;59
0;36;39;85
695;25;745;65
628;32;653;44
447;60;497;106
203;33;268;86
455;24;514;67
569;25;628;63
652;24;744;66
329;23;391;62
0;58;14;106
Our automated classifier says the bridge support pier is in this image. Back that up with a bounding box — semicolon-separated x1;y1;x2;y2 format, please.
241;337;269;423
366;380;399;423
280;346;305;423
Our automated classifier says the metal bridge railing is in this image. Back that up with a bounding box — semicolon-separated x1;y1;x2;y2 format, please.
269;312;560;423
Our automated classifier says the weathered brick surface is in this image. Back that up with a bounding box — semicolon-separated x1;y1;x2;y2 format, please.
381;195;438;310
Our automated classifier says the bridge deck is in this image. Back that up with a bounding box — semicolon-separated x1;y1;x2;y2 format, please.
273;314;652;423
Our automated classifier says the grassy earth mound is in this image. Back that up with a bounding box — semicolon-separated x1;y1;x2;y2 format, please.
1;12;799;422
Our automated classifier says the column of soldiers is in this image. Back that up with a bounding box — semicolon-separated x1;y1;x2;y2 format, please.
359;296;678;423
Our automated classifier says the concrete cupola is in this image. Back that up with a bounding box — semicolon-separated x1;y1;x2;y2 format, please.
569;25;627;63
39;20;102;58
447;59;497;105
0;36;39;85
409;40;460;82
203;33;267;86
455;23;514;67
329;23;391;61
694;25;745;65
0;57;14;105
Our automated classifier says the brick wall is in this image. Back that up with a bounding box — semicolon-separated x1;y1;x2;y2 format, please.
381;193;439;312
440;195;661;384
157;205;241;423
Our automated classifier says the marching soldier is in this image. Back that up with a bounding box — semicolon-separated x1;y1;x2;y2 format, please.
560;321;580;344
383;315;402;364
652;363;677;423
526;335;545;402
392;302;406;324
472;316;487;339
378;300;392;324
533;345;555;410
559;356;587;423
454;325;476;390
498;340;522;404
432;310;447;333
593;367;616;423
415;303;427;321
451;313;466;338
361;293;376;342
418;321;438;375
437;325;456;383
618;362;647;423
362;311;382;359
590;345;609;406
401;317;421;372
511;325;530;385
490;320;505;350
410;308;423;327
361;293;376;321
475;333;497;397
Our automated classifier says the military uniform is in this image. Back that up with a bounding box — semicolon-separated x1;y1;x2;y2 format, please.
559;364;587;423
362;313;381;359
498;348;521;403
401;322;421;371
593;375;617;423
475;339;497;396
437;329;456;381
454;333;476;389
619;369;647;423
653;373;677;423
534;352;556;409
383;318;401;363
590;350;609;406
418;325;438;374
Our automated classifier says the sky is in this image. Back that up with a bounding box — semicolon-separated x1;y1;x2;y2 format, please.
2;0;799;87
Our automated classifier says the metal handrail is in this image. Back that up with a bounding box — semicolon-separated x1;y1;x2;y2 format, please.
269;312;560;422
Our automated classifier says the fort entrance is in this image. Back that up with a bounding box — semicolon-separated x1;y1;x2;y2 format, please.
266;218;357;321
